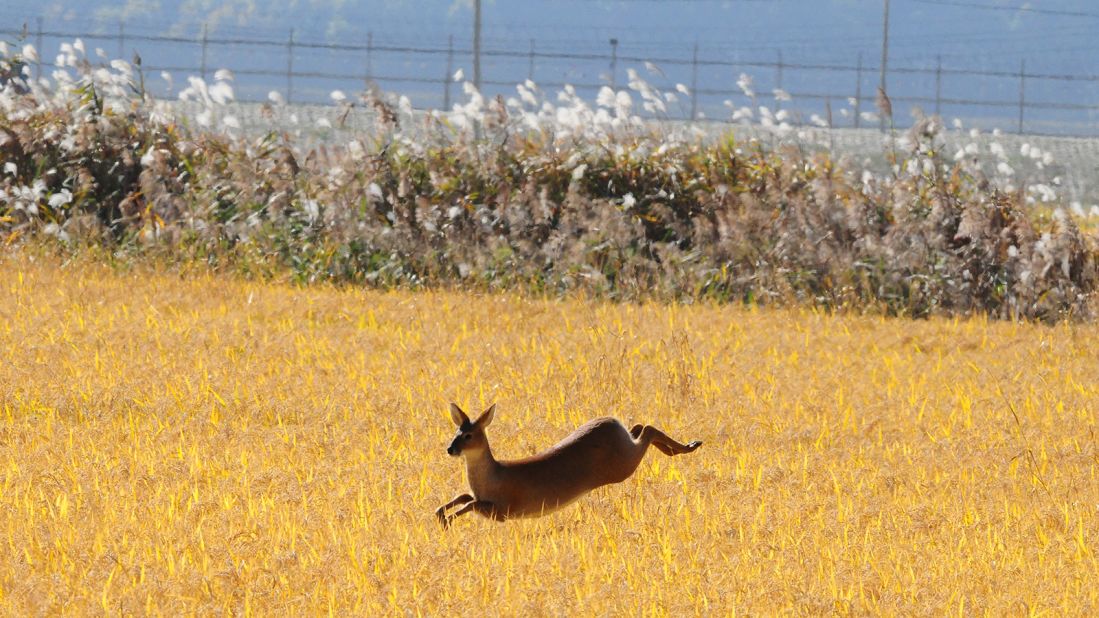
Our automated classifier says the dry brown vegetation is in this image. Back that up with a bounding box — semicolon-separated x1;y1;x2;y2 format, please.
2;51;1097;321
1;256;1096;614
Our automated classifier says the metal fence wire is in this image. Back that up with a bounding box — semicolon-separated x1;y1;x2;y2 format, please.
5;19;1099;136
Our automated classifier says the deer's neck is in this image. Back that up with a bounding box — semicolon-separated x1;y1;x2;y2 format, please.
463;443;500;486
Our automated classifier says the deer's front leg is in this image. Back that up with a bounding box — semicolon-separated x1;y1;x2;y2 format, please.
443;500;505;527
436;493;474;528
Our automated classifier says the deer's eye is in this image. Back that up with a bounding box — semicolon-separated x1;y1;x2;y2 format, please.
463;434;473;441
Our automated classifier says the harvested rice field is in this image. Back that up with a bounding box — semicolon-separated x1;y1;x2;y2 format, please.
0;256;1096;614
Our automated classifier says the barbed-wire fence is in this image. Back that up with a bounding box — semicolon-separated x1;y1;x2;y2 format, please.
4;18;1099;136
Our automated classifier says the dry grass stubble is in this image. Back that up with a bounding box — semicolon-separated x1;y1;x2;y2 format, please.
0;256;1096;614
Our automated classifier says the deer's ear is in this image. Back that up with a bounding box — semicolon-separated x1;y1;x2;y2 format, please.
449;403;470;427
476;403;496;428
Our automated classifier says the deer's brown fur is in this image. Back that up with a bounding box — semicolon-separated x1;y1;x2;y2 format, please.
436;403;701;528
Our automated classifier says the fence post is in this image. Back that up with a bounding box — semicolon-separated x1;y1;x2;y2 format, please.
775;49;783;91
366;31;373;83
118;20;125;60
528;38;535;81
473;0;481;91
878;0;890;133
775;49;784;117
854;53;863;129
35;17;43;79
934;55;942;117
444;35;453;110
199;23;208;82
286;28;294;104
608;38;618;89
1017;58;1025;134
690;42;699;121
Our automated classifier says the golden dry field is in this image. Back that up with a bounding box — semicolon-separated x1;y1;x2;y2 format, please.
1;255;1097;615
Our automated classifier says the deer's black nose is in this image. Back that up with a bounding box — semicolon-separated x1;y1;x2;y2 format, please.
447;444;458;456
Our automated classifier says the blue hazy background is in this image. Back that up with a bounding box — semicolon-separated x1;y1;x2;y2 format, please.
2;1;1097;133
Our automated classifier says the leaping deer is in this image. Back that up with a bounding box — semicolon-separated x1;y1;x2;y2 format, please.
435;403;702;528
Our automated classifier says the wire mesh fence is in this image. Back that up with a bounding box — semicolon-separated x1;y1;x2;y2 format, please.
5;18;1099;136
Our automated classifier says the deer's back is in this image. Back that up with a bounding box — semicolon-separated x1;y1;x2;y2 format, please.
494;417;643;516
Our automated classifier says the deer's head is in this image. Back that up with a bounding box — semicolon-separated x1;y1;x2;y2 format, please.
446;403;495;457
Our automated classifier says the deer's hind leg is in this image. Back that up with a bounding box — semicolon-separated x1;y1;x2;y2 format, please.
630;423;677;455
636;425;702;456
